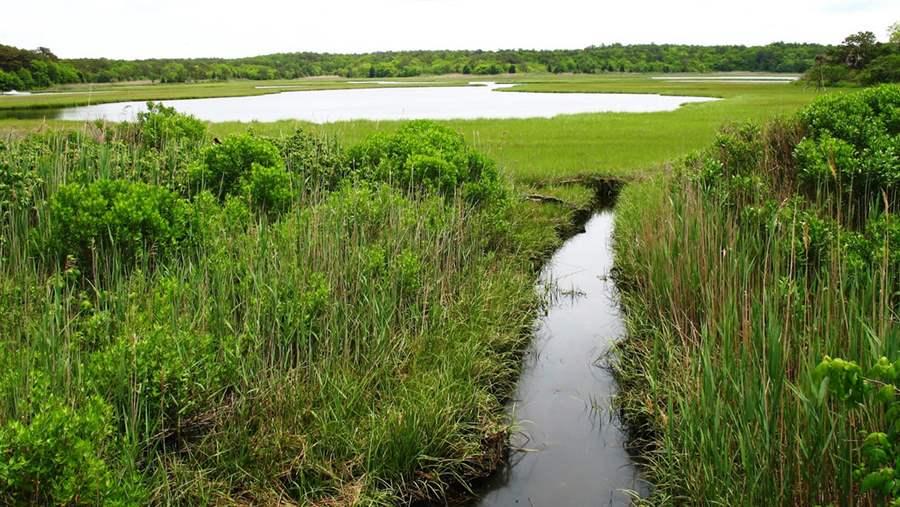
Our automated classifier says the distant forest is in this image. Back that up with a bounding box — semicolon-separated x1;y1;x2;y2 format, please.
1;43;830;90
802;29;900;85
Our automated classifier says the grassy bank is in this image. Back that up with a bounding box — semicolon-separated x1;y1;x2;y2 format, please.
0;106;598;504
613;85;899;504
211;79;822;183
0;77;468;111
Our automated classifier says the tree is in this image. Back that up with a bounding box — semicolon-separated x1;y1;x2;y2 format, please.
838;31;878;69
890;22;900;44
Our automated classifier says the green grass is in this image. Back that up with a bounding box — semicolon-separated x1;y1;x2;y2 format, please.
0;120;586;504
210;78;824;182
0;76;470;111
611;88;899;504
2;75;827;183
0;73;866;504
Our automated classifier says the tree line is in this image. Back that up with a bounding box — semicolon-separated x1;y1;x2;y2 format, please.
0;45;81;91
802;25;900;86
1;42;831;90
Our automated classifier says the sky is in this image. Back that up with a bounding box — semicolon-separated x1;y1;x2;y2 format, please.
3;0;898;59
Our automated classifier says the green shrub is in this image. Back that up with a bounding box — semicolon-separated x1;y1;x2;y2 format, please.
248;162;293;215
190;133;283;200
862;54;900;85
815;356;900;504
136;102;207;150
49;180;192;267
0;393;142;505
277;128;347;191
347;121;507;206
0;151;40;215
795;85;900;204
86;329;236;436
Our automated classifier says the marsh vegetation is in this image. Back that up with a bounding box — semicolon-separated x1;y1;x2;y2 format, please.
613;84;900;504
0;106;581;504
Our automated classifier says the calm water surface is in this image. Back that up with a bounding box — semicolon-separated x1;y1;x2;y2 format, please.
1;82;716;123
474;211;646;507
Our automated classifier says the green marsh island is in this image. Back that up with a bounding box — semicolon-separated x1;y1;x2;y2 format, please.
1;5;899;506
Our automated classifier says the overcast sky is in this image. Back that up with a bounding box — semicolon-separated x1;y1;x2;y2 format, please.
3;0;898;59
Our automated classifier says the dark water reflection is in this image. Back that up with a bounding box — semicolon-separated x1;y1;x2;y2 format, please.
474;210;646;506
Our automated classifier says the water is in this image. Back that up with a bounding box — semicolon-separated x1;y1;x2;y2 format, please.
0;82;716;123
475;210;645;506
651;75;798;83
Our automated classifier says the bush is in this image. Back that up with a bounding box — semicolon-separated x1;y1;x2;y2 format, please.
0;148;41;216
86;329;236;436
49;179;192;266
136;102;207;150
795;85;900;205
277;128;347;191
0;393;142;505
248;162;293;215
815;356;900;504
190;133;283;200
347;121;507;206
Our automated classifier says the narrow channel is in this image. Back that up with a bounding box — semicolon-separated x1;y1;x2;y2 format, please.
474;209;646;506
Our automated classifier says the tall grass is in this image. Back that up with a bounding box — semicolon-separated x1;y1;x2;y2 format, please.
612;86;899;504
0;117;569;504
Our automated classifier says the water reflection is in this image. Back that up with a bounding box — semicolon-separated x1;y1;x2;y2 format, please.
0;82;716;123
474;211;647;507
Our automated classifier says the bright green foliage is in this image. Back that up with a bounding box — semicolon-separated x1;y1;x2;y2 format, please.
0;145;41;231
815;356;900;504
49;179;191;266
86;329;236;436
135;102;207;150
190;133;283;199
612;85;900;504
795;85;900;202
0;393;142;505
247;162;293;215
0;116;556;504
347;120;507;206
277;128;347;191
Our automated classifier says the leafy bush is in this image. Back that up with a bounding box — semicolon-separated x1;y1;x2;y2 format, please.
794;85;900;204
136;102;207;150
0;393;142;505
49;179;192;266
347;121;507;206
815;356;900;504
277;128;347;191
248;162;293;215
86;329;236;436
190;133;283;200
0;147;41;237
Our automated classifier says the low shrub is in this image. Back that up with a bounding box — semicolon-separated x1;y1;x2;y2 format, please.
0;392;143;505
794;85;900;206
248;162;293;215
86;328;237;437
49;179;192;267
190;133;283;200
135;102;207;150
277;128;347;191
347;121;507;206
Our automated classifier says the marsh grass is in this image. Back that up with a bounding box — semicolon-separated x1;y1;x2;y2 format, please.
0;118;576;504
612;93;898;504
3;76;826;184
